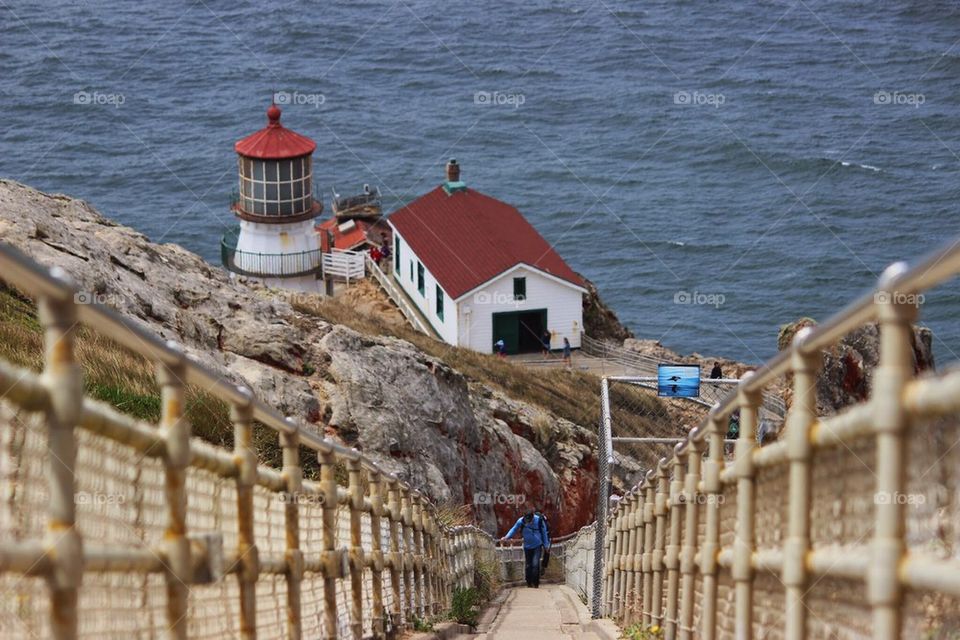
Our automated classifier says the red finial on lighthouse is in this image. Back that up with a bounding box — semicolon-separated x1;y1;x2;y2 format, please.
267;102;282;126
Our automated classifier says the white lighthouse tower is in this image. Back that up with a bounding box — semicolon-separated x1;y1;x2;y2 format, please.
221;102;323;292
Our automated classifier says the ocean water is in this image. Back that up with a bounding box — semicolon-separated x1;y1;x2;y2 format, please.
2;0;959;365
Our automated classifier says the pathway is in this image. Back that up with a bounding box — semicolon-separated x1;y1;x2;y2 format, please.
509;352;634;377
459;585;619;640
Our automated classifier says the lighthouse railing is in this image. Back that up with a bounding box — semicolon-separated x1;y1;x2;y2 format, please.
220;226;323;279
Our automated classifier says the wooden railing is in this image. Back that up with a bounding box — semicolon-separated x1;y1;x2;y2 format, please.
598;241;960;639
364;254;437;338
0;242;493;639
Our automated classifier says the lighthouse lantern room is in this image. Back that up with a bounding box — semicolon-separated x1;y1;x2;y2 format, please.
221;103;323;292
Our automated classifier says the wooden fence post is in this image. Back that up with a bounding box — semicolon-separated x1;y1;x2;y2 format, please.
231;394;258;639
157;345;190;640
641;476;656;627
869;268;917;640
733;376;760;640
319;451;339;639
386;478;403;629
651;461;669;628
280;423;303;640
368;470;386;639
678;436;701;640
38;291;83;640
347;458;365;639
700;416;725;640
663;448;686;640
783;329;820;640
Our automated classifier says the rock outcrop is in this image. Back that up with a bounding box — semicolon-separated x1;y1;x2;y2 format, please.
778;317;935;415
0;179;598;534
580;272;634;343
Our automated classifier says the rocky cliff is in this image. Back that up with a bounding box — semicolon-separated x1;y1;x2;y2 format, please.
580;272;634;343
778;316;934;415
0;179;599;535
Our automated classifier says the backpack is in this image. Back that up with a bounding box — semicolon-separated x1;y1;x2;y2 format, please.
536;511;550;539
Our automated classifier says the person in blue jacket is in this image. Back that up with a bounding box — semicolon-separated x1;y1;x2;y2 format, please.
501;509;551;588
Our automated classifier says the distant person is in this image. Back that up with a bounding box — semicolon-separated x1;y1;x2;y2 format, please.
370;245;382;265
710;362;723;379
501;509;551;588
541;330;551;357
494;338;506;358
562;337;571;368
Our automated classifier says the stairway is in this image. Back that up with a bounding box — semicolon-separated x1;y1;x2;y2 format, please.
365;254;441;339
455;585;619;640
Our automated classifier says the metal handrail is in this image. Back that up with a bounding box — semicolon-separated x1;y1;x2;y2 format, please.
597;236;960;637
0;241;496;639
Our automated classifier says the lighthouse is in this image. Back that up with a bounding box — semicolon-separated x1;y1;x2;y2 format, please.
221;103;323;292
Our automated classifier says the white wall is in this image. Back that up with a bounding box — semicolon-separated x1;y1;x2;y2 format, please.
457;265;583;353
390;226;458;345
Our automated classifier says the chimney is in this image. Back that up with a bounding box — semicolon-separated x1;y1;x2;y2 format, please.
446;158;460;182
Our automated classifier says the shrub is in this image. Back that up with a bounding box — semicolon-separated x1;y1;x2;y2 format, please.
450;587;480;626
621;623;664;639
473;549;502;603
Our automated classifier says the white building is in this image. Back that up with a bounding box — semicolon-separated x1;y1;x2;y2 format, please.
388;160;586;354
221;103;324;292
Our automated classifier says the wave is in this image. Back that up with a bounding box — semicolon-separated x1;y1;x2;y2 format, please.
839;161;881;172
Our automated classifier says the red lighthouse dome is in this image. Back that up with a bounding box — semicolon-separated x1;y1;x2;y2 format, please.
234;103;317;159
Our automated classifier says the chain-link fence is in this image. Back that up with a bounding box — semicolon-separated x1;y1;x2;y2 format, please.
591;375;788;617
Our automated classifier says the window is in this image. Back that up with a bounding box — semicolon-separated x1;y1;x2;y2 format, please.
513;277;526;301
238;156;313;217
394;236;401;271
417;262;425;296
436;285;444;321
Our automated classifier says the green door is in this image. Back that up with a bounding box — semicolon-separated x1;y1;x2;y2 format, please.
492;312;520;354
492;309;548;355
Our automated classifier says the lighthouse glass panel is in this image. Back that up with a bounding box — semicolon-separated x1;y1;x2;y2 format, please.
238;155;313;218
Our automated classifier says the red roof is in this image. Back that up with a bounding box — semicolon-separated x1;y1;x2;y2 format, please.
388;186;585;299
235;104;317;159
317;218;375;251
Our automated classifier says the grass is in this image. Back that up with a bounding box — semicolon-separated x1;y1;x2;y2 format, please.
0;284;331;479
